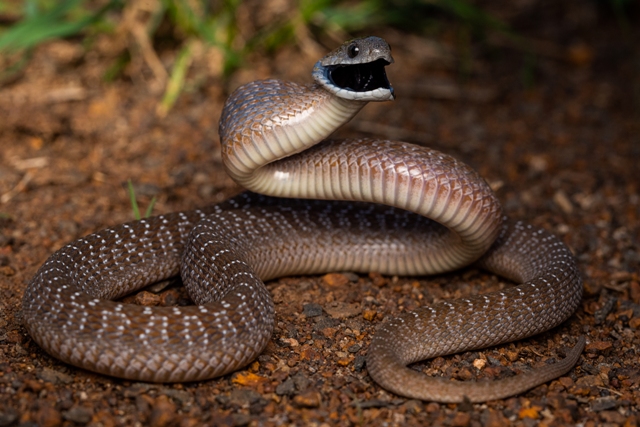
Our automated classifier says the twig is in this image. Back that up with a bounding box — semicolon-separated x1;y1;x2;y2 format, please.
1;170;34;204
122;0;167;91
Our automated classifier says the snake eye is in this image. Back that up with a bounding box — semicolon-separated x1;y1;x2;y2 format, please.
347;44;359;58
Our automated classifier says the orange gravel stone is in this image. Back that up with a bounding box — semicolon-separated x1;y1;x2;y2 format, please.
322;272;349;287
232;372;268;387
293;390;322;408
586;340;613;352
363;309;377;321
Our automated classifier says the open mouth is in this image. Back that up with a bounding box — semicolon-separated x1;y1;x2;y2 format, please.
328;58;392;93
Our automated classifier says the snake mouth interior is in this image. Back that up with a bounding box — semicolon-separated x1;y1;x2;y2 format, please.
328;58;392;93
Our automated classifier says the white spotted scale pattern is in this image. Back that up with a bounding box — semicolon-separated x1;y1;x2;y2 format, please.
23;37;583;402
23;193;465;382
366;219;583;402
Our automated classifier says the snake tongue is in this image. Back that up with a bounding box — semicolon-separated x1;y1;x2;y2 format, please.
329;59;392;93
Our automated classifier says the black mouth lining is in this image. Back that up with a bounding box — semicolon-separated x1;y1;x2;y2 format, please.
328;58;391;92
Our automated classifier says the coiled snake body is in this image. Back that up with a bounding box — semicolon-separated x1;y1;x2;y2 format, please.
23;37;583;403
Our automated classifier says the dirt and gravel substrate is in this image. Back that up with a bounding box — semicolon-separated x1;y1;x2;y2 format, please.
1;3;639;427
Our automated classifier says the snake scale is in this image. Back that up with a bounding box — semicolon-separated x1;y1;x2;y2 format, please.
22;36;584;403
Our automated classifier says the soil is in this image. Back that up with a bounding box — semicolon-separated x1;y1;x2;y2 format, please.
1;2;639;426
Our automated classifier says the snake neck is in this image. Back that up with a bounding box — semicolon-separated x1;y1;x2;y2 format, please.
219;79;366;191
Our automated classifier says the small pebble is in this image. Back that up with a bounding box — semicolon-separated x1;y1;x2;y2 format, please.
302;303;323;317
275;378;295;396
62;406;92;424
363;309;377;321
322;273;349;287
293;390;322;408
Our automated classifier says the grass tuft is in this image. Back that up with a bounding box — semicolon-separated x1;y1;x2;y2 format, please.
127;180;157;220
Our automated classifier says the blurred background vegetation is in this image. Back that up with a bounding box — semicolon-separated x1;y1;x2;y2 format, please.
0;0;511;63
0;0;634;114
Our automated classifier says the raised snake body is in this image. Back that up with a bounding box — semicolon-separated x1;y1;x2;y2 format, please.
23;37;583;403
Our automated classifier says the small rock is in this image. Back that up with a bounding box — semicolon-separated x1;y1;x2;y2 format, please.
594;297;616;325
554;190;574;214
363;309;377;321
23;379;44;392
313;317;340;331
275;378;295;396
148;396;176;427
228;389;263;408
37;367;74;385
161;388;193;405
575;374;605;388
62;406;92;424
518;406;542;420
586;340;613;352
506;350;520;362
546;392;566;410
302;303;323;317
347;344;361;353
581;363;599;375
425;402;440;413
159;288;180;306
322;273;349;287
231;372;268;387
324;301;361;319
450;411;471;427
0;266;15;276
369;272;387;287
590;397;620;412
472;358;486;370
214;394;230;407
341;272;360;282
558;376;574;390
122;383;153;398
36;406;62;427
133;290;162;306
482;408;510;427
354;355;366;371
231;413;252;426
401;400;423;415
599;410;627;425
292;373;310;392
293;390;322;408
456;367;473;381
0;409;18;427
337;357;351;366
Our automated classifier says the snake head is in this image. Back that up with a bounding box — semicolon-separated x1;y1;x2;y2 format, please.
312;36;395;102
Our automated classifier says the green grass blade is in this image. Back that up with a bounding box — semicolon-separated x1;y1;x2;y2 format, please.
157;40;194;116
127;179;142;221
144;197;157;219
0;0;120;53
127;179;156;219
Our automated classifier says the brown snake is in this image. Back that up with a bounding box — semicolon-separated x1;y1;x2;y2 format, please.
22;36;584;403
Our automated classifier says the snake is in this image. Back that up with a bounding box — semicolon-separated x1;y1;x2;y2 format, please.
22;36;584;403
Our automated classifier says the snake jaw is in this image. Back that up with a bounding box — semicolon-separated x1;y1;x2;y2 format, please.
312;36;395;101
313;59;395;101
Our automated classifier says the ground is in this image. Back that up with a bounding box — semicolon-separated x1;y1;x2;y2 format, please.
0;1;639;426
